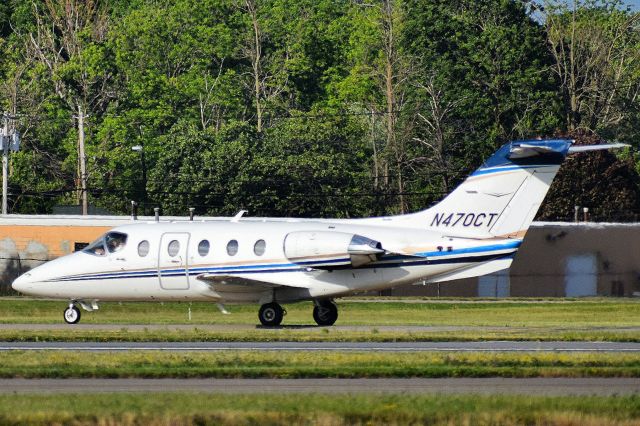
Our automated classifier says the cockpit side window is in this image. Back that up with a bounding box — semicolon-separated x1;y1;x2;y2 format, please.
105;232;128;253
83;236;107;256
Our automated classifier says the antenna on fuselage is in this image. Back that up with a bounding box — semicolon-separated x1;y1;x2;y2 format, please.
231;210;248;222
131;201;138;221
154;207;160;222
189;207;195;221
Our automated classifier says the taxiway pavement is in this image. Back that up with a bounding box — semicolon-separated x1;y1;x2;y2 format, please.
0;378;637;395
2;323;639;333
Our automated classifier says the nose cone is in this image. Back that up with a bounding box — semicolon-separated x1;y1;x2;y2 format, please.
12;272;33;294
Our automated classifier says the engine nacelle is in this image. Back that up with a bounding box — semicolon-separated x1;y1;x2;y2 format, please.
284;231;384;269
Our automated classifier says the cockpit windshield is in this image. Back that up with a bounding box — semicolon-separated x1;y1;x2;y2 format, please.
84;236;106;256
83;232;128;256
105;232;127;253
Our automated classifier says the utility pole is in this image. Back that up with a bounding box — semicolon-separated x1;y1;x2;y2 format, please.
1;112;20;215
77;105;88;216
132;145;147;215
2;113;8;215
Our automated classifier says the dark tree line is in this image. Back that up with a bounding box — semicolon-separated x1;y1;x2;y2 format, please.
0;0;639;219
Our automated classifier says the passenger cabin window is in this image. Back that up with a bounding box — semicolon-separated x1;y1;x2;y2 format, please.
105;232;128;253
198;240;210;256
226;240;238;256
254;240;266;256
168;240;180;257
138;240;150;257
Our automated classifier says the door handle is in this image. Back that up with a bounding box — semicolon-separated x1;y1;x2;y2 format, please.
116;257;126;261
170;260;180;264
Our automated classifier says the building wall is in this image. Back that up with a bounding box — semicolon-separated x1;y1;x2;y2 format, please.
509;223;640;297
1;216;639;297
392;222;640;297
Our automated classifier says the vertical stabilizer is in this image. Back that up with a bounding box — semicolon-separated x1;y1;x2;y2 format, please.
395;139;574;238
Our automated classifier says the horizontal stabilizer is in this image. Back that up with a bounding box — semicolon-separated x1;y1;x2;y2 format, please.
508;140;572;160
568;143;630;153
424;258;513;284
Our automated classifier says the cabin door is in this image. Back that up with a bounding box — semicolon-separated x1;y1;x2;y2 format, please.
158;233;190;290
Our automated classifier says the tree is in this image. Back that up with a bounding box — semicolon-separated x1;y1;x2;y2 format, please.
544;0;640;136
336;0;416;214
25;0;114;214
538;130;640;221
401;0;562;211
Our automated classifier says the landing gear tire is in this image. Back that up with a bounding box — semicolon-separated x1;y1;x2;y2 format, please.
258;302;284;326
63;305;81;324
313;300;338;326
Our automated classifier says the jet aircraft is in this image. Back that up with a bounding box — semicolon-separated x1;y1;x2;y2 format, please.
11;139;624;326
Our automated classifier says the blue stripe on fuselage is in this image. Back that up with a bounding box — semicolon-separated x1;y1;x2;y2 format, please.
416;240;522;258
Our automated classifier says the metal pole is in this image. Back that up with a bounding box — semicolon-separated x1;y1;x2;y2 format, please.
140;148;147;214
2;113;8;215
77;105;88;216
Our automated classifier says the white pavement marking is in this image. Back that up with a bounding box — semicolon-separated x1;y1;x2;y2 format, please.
1;341;640;352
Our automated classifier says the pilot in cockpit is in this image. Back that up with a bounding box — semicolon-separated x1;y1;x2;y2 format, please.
84;232;127;256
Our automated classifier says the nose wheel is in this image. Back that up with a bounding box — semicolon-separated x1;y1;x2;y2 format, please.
63;304;81;324
313;300;338;326
258;302;284;326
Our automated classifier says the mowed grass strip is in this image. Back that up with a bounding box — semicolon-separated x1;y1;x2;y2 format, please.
1;298;640;327
0;393;639;425
0;328;639;342
2;351;640;378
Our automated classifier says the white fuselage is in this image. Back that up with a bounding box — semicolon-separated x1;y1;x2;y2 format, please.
11;218;520;304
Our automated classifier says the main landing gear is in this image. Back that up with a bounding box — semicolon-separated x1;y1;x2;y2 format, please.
63;303;81;324
313;300;338;326
257;300;339;327
258;302;285;326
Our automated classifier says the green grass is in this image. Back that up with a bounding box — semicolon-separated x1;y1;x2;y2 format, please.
1;350;639;378
2;298;640;327
0;393;639;425
1;297;639;341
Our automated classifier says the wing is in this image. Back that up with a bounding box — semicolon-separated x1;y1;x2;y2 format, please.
196;273;280;289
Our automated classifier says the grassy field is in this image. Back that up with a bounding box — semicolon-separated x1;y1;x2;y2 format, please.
1;351;638;378
0;393;638;425
1;298;639;342
1;298;639;326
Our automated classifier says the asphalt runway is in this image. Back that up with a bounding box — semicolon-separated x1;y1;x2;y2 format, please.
1;341;639;352
0;378;637;395
2;323;640;333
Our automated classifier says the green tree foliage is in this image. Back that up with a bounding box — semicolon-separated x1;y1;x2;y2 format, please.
545;0;640;140
538;131;640;221
0;0;638;220
402;1;562;193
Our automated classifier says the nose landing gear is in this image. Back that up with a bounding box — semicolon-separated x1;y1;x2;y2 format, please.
63;303;81;324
